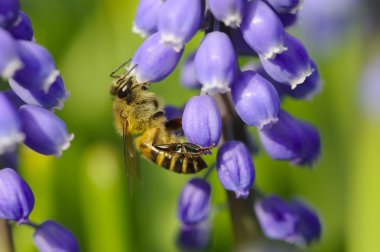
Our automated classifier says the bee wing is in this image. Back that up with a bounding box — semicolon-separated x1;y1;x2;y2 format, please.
122;120;140;195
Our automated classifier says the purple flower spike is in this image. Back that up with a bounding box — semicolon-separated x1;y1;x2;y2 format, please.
33;220;79;252
194;31;238;95
231;70;280;129
182;95;222;147
178;178;211;225
19;105;74;157
208;0;246;28
285;60;322;100
9;75;69;110
130;32;183;83
216;141;255;198
13;41;59;92
254;195;298;241
158;0;201;52
259;33;313;89
0;93;24;155
8;11;34;41
0;0;20;28
241;0;286;59
267;0;303;14
0;168;34;223
132;0;163;38
177;221;210;250
289;200;321;246
258;110;320;166
180;52;202;89
0;27;22;79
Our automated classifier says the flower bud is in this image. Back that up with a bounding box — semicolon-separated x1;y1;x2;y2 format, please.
267;0;303;14
289;199;321;246
19;105;74;157
0;0;20;28
180;52;202;89
231;70;280;129
194;31;238;95
241;0;286;59
33;220;79;252
278;12;298;28
177;221;210;250
0;27;22;79
254;195;298;241
8;11;34;41
0;168;34;223
132;0;163;38
178;178;211;225
217;141;255;198
208;0;246;28
0;150;18;169
258;110;320;166
130;32;183;83
259;33;313;89
0;92;24;155
182;95;222;147
13;41;59;92
158;0;201;51
9;75;69;110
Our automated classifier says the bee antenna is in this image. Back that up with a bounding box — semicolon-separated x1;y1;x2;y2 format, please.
110;59;132;78
122;119;133;197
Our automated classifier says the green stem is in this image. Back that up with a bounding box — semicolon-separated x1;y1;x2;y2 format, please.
0;220;15;252
214;93;259;248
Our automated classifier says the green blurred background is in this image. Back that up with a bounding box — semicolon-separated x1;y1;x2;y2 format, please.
12;0;380;251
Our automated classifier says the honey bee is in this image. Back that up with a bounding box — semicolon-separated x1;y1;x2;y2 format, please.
110;62;214;186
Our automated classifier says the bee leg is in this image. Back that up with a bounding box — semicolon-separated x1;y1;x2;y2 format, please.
152;128;161;146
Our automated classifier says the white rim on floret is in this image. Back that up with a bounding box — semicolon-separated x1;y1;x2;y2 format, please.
263;44;288;60
42;70;60;93
132;22;150;39
201;81;231;96
1;58;23;79
290;0;305;14
0;131;25;155
55;133;74;158
159;33;184;53
223;12;242;28
257;116;279;130
290;66;314;89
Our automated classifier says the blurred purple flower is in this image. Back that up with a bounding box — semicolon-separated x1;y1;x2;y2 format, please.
0;0;20;28
177;178;211;225
177;221;210;250
33;220;79;252
0;168;34;223
0;27;22;79
132;0;163;38
8;11;34;41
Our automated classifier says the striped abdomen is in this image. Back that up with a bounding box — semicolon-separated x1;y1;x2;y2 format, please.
140;144;207;173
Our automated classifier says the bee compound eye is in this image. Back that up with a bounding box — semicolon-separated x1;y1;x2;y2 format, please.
117;85;128;99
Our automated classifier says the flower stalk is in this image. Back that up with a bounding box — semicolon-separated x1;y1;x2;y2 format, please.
0;219;15;252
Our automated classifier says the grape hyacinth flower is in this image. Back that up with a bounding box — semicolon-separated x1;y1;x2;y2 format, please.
130;32;183;83
255;195;321;246
217;141;255;198
132;0;163;38
0;168;34;223
0;3;77;250
241;0;287;59
194;31;238;95
177;178;211;225
19;105;74;157
158;0;202;52
8;11;34;41
231;70;280;129
182;95;222;147
0;93;24;155
128;0;323;249
33;220;80;252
